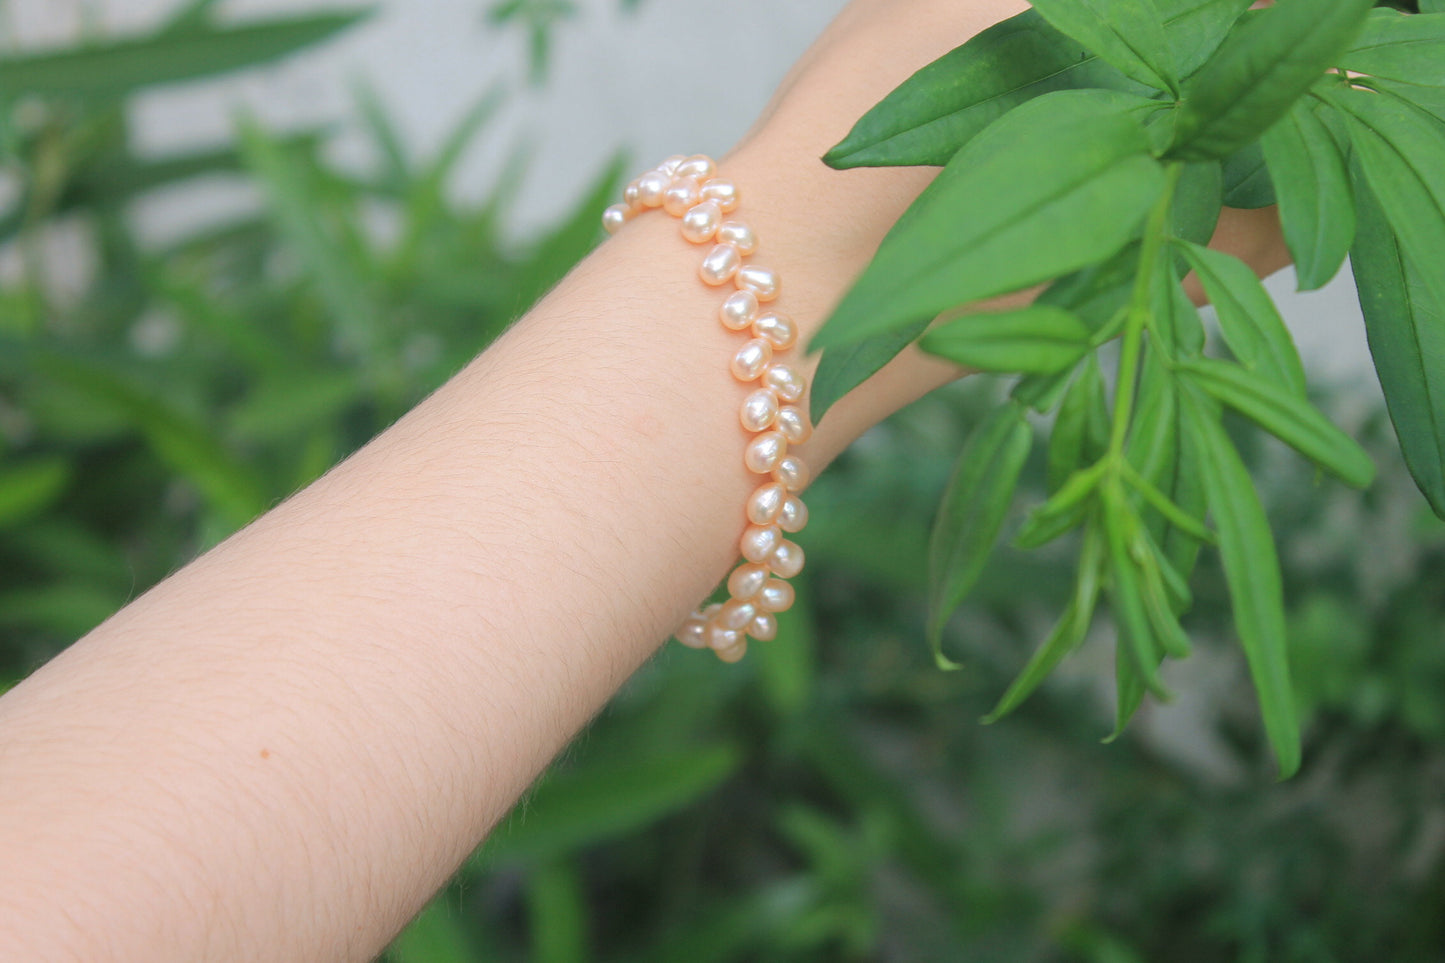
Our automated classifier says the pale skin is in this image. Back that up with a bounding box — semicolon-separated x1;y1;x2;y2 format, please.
0;1;1289;959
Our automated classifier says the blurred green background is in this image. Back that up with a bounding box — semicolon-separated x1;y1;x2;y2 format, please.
3;3;1445;961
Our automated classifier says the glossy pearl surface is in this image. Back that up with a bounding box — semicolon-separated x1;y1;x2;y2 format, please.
699;178;739;212
740;525;782;563
660;154;687;174
714;638;747;663
637;169;669;207
735;265;779;301
716;220;757;256
773;456;809;492
774;406;811;445
779;495;808;533
752;312;797;350
719;290;758;330
700;244;742;286
731;339;773;382
757;578;796;613
744;432;787;474
748;612;778;641
728;562;771;599
709;623;743;651
681;201;722;244
675;615;709;649
747;482;786;525
763;363;806;403
624;180;641;206
769;540;805;579
677;155;717;180
663;177;701;217
740;388;780;432
718;598;759;631
602;204;629;234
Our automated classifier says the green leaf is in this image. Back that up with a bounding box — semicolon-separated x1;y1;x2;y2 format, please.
1176;357;1375;486
1169;0;1374;160
1426;0;1445;14
1047;356;1110;493
1350;173;1445;517
1029;0;1179;95
919;305;1092;375
1170;161;1225;246
476;743;740;866
527;860;588;963
1342;10;1445;84
1175;240;1308;393
1260;98;1356;290
1165;0;1255;75
984;520;1105;722
0;457;70;528
1103;486;1170;699
1150;264;1206;358
926;403;1033;667
1372;77;1445;125
388;898;477;963
810;319;930;425
0;11;370;99
1221;141;1277;208
814;90;1166;351
1180;389;1301;777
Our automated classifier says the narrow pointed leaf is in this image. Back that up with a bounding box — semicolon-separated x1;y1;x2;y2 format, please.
1350;174;1445;517
814;91;1165;351
1168;0;1374;160
1260;98;1356;290
1170;161;1225;247
919;305;1092;374
1176;357;1374;486
1176;240;1308;393
926;404;1033;666
809;318;930;425
1221;141;1277;208
1029;0;1178;94
1342;10;1445;84
1103;488;1170;699
1181;390;1300;777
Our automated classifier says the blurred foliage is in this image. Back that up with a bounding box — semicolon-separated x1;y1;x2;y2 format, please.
486;0;644;85
2;2;1444;961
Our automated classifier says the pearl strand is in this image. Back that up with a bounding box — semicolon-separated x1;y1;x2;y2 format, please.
603;154;812;664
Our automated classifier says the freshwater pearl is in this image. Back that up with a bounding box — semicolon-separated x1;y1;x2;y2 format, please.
716;220;756;256
741;524;782;563
763;364;806;403
681;201;722;244
736;265;779;301
752;312;797;350
744;432;787;474
663;177;701;217
700;244;742;285
747;482;787;525
779;495;808;533
769;539;805;579
709;623;744;652
718;598;759;631
731;339;773;382
728;562;771;599
757;578;796;613
719;290;758;330
715;637;747;663
740;388;780;432
602;204;630;234
624;180;641;207
749;612;778;642
660;154;687;174
637;169;670;208
773;456;809;492
675;615;709;649
700;177;740;212
775;406;811;445
677;155;717;180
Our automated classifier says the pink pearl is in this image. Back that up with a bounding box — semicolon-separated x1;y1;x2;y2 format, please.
718;598;759;631
775;406;812;445
773;455;809;492
660;154;687;174
740;525;781;563
719;290;758;330
700;177;740;212
763;363;806;403
624;180;641;207
716;220;757;256
675;616;709;649
715;638;748;663
747;482;787;525
728;562;771;599
677;155;717;180
741;388;779;432
702;602;723;619
709;623;744;653
748;612;778;642
663;177;701;217
637;170;669;208
745;431;787;474
752;312;797;349
602;204;630;234
731;339;773;382
758;578;796;613
769;539;805;579
779;495;808;533
736;265;779;301
700;244;742;285
681;201;722;244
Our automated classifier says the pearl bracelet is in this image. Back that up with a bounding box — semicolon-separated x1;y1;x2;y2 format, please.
603;154;810;664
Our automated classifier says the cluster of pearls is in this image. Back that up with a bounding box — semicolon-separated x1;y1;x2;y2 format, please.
604;154;812;664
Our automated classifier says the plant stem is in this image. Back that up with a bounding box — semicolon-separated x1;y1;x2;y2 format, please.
1107;162;1184;457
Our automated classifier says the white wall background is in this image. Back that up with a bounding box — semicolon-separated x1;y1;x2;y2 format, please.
6;0;1377;391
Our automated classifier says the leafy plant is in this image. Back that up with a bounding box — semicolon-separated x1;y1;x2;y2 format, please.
813;0;1445;776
